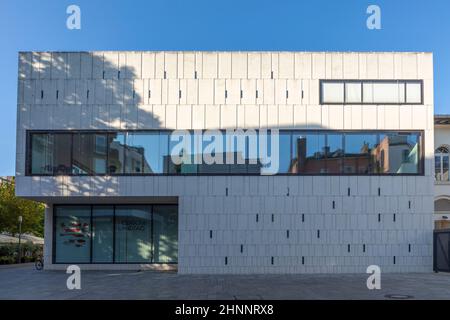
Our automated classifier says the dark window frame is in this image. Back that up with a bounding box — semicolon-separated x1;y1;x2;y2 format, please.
26;129;425;177
52;203;178;265
320;79;424;105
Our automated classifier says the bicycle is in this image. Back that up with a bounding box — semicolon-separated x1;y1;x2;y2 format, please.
35;256;44;270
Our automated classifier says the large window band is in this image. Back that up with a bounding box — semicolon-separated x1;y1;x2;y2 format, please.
28;130;423;176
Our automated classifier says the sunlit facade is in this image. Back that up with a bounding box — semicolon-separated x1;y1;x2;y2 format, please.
15;51;434;273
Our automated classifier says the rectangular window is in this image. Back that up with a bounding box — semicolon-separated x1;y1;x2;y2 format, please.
152;205;178;263
321;82;344;103
344;133;379;174
124;132;167;174
29;130;424;176
345;82;362;103
30;133;53;174
435;155;442;181
54;206;91;263
378;132;421;174
92;206;114;263
107;133;126;174
115;205;152;263
406;82;422;103
326;134;344;174
53;204;178;264
291;132;326;174
72;133;107;174
320;80;423;104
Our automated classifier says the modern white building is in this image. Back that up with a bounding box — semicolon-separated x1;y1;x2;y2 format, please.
15;51;434;273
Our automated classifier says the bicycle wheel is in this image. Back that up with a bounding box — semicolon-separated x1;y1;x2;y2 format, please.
35;259;43;270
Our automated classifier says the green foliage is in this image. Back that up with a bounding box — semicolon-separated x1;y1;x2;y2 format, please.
0;178;45;237
0;242;43;264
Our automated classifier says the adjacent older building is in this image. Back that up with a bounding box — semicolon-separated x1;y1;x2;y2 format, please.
15;51;434;273
434;115;450;229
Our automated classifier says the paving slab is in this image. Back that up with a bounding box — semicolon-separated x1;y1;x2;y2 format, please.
0;265;449;300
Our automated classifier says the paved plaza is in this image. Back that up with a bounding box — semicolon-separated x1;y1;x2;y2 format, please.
0;264;449;300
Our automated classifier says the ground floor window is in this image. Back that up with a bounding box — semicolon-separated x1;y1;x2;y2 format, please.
53;204;178;264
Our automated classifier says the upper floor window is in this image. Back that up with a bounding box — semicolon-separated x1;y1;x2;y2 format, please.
435;145;449;182
27;130;424;176
320;80;423;105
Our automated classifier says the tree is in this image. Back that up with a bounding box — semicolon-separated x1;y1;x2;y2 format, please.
0;178;45;237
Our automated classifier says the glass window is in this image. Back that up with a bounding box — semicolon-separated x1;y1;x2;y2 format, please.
55;206;91;263
107;133;126;174
72;133;107;174
30;130;423;176
124;133;146;174
344;133;379;174
246;133;261;174
123;132;167;174
169;131;198;174
378;133;420;174
345;82;362;103
30;133;53;174
406;82;422;103
54;134;72;175
260;131;285;175
372;82;403;104
322;82;344;103
153;205;178;263
317;80;424;105
278;132;292;174
435;146;450;181
198;132;227;174
224;132;247;174
435;155;442;181
115;205;152;263
92;206;114;263
326;134;344;174
292;133;326;174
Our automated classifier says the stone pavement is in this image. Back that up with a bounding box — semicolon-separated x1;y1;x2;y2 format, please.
0;264;449;300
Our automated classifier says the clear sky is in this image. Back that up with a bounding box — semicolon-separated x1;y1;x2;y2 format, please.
0;0;449;175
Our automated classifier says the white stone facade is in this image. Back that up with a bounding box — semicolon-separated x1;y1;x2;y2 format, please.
15;51;434;273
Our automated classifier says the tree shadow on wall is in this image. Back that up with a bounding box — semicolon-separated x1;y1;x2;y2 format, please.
18;52;163;190
19;51;161;130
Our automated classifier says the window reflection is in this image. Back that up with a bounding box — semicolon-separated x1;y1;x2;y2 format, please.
107;133;126;174
29;130;423;176
55;206;91;263
326;134;344;174
435;146;449;181
377;133;420;174
291;133;326;174
92;206;114;263
31;133;53;174
153;205;178;263
72;133;107;174
344;134;379;174
30;133;71;175
115;205;152;263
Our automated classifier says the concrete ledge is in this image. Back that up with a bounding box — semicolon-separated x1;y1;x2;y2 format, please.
44;263;177;272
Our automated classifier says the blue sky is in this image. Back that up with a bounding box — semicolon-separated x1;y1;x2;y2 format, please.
0;0;449;175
